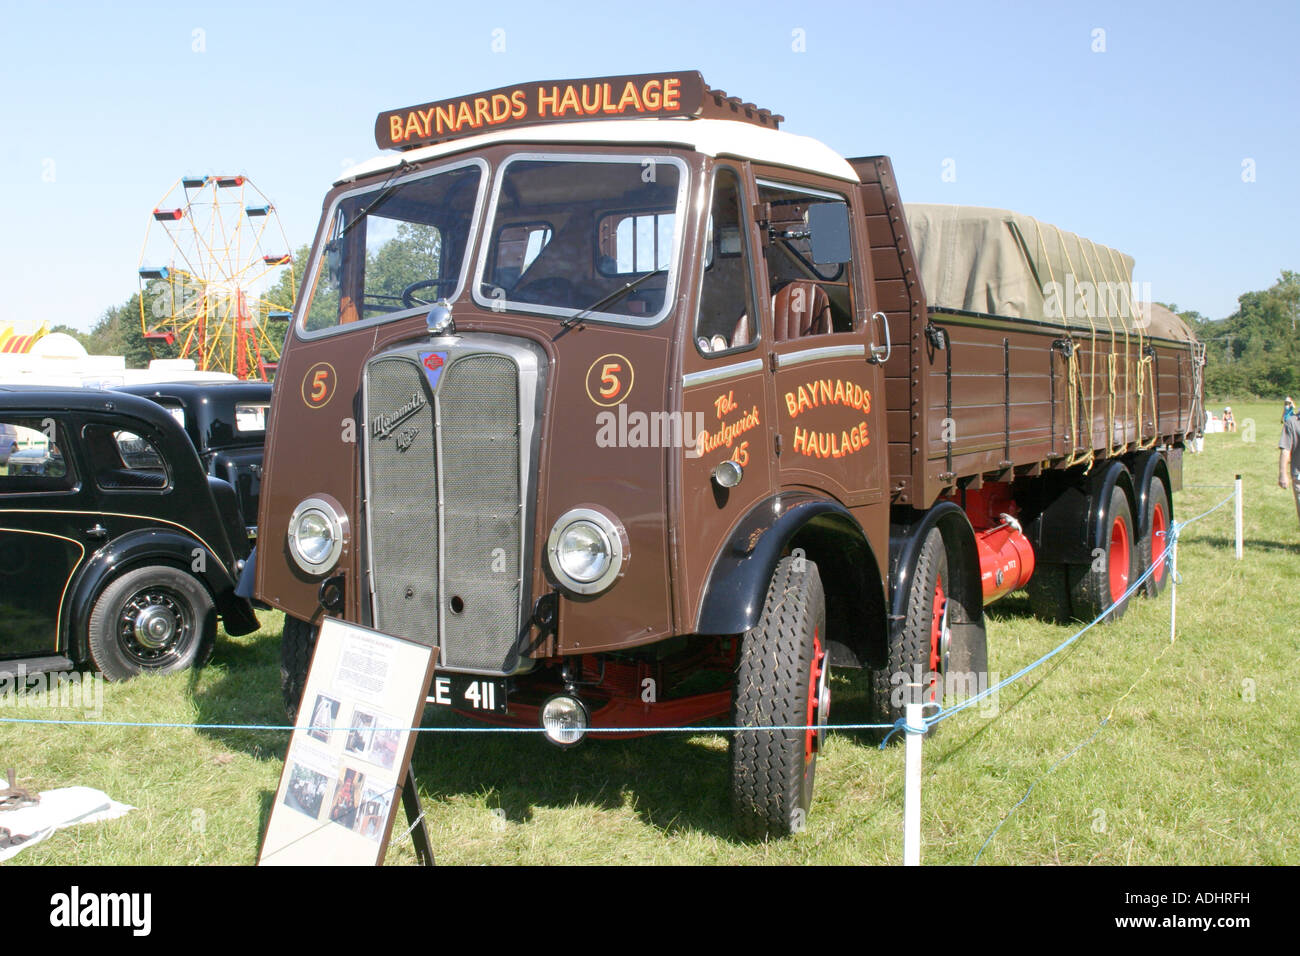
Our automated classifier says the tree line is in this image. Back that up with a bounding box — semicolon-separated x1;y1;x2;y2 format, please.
56;254;1297;402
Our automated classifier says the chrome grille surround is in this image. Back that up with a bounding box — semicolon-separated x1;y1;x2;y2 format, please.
362;333;545;675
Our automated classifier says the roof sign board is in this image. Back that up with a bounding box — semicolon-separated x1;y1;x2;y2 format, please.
375;71;781;151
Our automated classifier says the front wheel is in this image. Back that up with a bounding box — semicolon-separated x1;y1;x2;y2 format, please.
281;615;320;720
730;555;827;840
86;565;215;681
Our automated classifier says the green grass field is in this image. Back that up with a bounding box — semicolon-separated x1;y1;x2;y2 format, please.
3;398;1297;865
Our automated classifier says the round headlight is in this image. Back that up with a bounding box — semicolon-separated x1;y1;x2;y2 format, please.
288;496;346;576
556;521;611;583
546;507;626;595
540;694;589;747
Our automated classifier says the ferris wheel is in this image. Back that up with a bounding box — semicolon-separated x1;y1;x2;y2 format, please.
138;175;295;380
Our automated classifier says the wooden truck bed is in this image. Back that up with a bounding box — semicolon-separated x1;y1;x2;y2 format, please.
850;156;1202;509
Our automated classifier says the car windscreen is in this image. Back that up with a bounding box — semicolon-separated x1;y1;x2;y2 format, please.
298;159;486;334
473;155;686;326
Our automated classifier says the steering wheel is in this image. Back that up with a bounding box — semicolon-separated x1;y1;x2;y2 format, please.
401;279;457;310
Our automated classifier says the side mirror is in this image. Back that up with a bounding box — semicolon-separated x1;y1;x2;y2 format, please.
808;202;851;265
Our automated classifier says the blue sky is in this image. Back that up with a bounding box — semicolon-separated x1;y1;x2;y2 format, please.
0;0;1296;332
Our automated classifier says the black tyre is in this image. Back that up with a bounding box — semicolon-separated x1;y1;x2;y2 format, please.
86;565;215;681
1067;485;1135;623
281;615;320;720
871;527;948;739
730;555;828;840
1026;562;1071;623
1138;479;1171;599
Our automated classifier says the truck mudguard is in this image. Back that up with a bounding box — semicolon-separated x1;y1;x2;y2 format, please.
1024;460;1136;566
1130;449;1172;537
889;501;988;680
696;493;881;640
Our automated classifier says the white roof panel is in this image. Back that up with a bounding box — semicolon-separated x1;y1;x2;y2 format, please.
337;118;859;185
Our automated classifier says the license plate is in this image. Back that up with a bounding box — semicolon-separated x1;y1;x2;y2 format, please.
426;673;507;713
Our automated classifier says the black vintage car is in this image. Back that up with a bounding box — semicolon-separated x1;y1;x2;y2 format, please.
0;386;259;681
117;381;272;538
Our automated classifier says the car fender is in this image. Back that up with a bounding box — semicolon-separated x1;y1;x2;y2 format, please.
64;528;254;661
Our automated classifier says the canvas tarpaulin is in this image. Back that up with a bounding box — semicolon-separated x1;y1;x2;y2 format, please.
904;204;1162;338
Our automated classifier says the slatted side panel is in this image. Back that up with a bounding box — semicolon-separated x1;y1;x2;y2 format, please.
850;155;927;505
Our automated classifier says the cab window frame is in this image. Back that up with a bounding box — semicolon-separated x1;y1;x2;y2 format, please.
0;415;78;495
470;151;690;329
293;156;491;341
693;162;762;360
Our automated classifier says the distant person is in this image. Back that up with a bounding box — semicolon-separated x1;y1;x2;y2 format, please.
1223;406;1236;433
1281;410;1300;527
1284;397;1295;422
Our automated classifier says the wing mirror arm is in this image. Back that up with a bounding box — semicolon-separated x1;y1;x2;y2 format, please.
869;311;892;364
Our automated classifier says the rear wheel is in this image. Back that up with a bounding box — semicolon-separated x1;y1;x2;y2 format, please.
871;527;947;738
86;565;215;681
1026;562;1071;623
1067;485;1135;622
730;555;827;840
281;615;320;720
1139;479;1171;598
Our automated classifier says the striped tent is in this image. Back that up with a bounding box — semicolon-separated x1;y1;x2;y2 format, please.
0;321;49;354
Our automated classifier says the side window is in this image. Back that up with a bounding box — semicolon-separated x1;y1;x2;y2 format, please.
756;180;856;341
0;417;73;491
695;167;758;355
598;211;675;275
490;223;553;291
82;424;169;491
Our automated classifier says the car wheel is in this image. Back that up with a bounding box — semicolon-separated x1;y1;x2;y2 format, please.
86;565;215;681
730;555;827;839
871;527;947;739
1068;485;1135;622
1139;479;1171;599
281;615;320;720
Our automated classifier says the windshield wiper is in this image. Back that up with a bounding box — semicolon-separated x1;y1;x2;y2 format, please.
340;160;411;237
560;268;667;330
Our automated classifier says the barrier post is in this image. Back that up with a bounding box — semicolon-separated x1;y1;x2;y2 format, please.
1234;474;1244;560
903;700;923;866
1169;532;1179;644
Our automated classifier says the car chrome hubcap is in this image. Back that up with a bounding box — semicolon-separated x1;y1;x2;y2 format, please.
133;605;177;648
120;589;191;664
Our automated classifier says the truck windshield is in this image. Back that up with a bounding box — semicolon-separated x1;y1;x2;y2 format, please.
299;160;485;333
473;155;686;326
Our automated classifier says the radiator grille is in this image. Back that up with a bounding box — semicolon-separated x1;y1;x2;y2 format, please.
365;350;523;673
366;357;440;646
437;355;522;671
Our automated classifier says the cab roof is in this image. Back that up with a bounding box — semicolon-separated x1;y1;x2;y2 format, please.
337;118;861;186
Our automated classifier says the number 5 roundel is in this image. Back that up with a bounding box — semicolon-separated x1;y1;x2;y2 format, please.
585;354;634;407
302;362;336;408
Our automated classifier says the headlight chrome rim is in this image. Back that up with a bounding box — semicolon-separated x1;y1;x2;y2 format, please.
546;506;626;595
287;495;347;576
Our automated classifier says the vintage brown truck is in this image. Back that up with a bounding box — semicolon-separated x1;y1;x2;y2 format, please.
253;71;1203;838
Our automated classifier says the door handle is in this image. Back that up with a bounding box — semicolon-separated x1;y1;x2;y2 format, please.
869;311;892;364
85;524;108;540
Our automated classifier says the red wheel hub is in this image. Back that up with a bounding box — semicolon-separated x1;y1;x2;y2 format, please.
805;628;827;763
928;579;947;704
1108;515;1131;604
1150;503;1167;583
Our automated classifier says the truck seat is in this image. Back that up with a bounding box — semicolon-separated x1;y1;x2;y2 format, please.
772;281;831;341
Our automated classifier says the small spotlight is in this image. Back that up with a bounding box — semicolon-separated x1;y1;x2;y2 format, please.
540;694;590;747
